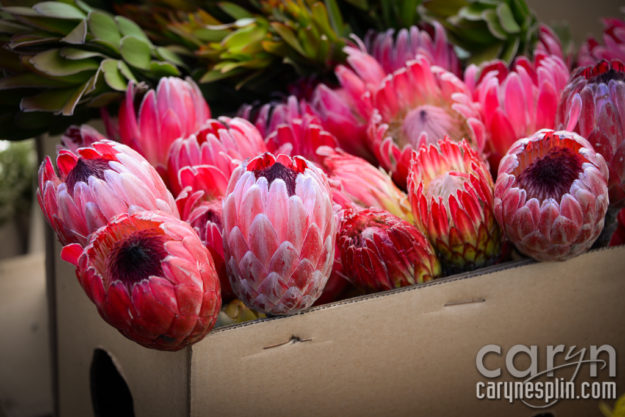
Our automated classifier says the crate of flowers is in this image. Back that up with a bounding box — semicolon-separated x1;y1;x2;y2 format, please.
1;0;624;416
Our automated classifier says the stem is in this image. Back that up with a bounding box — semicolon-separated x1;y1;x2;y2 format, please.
592;206;620;249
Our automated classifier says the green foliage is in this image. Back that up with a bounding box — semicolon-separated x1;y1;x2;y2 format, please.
0;140;35;227
0;1;186;140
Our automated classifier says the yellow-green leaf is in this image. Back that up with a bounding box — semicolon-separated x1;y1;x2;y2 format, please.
120;35;151;70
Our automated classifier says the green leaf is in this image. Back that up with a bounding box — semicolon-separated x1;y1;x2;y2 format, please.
117;61;136;82
496;3;521;34
199;67;246;83
9;33;58;49
20;86;78;113
88;10;120;51
218;2;252;20
271;22;306;56
115;16;150;43
120;35;151;70
155;46;185;67
0;19;28;33
100;58;127;91
0;73;71;89
323;0;346;34
482;9;508;40
32;2;85;19
59;47;103;60
222;24;266;54
86;91;122;108
148;61;180;77
30;49;98;76
61;19;87;44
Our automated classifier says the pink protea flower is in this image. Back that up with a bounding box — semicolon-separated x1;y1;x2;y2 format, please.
176;187;233;302
60;124;104;153
337;207;440;292
118;77;211;174
316;146;413;223
578;18;625;66
222;153;336;315
38;139;178;246
240;95;320;139
557;59;625;210
494;130;609;261
366;22;461;77
466;52;570;172
167;117;267;197
265;116;339;165
61;211;221;351
408;138;501;273
369;56;485;189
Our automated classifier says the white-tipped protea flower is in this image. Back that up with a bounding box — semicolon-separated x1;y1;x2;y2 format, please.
166;117;267;197
222;153;336;315
61;211;221;351
240;95;320;139
408;138;501;273
38;139;178;246
494;129;609;261
337;207;440;292
59;124;105;153
118;77;211;173
578;18;625;66
369;56;485;189
316;146;413;223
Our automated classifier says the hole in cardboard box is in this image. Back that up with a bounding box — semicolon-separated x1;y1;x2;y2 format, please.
90;348;135;417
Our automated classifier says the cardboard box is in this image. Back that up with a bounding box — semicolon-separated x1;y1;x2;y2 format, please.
49;234;625;417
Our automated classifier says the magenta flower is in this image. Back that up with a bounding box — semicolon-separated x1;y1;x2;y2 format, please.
37;140;178;246
222;153;336;314
578;18;625;66
167;117;267;197
61;211;221;351
59;124;105;153
494;130;609;261
118;77;211;173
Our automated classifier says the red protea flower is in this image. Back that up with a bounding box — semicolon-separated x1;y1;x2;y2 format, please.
316;146;413;223
370;56;485;189
176;187;233;302
60;211;221;351
408;138;501;273
167;117;267;197
557;59;625;210
366;22;461;77
37;139;178;246
494;130;609;261
467;53;570;172
337;207;440;292
60;124;104;153
578;18;625;66
222;153;336;314
265;116;339;165
118;77;211;174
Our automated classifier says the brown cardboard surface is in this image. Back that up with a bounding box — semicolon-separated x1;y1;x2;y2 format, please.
189;246;625;417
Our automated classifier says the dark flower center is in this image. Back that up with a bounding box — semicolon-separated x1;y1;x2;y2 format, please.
517;147;583;201
108;230;167;287
254;162;298;196
65;158;110;193
199;207;222;229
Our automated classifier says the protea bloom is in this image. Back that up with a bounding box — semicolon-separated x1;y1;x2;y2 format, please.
167;117;267;197
337;207;440;292
176;187;233;302
222;153;336;315
369;56;485;189
557;59;625;210
60;124;104;153
316;146;413;223
265;116;339;165
240;95;320;139
408;138;501;273
366;22;461;77
494;130;609;261
118;77;211;174
578;18;625;66
38;139;178;246
467;53;570;171
60;211;221;351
